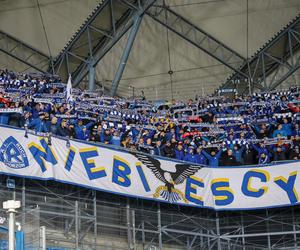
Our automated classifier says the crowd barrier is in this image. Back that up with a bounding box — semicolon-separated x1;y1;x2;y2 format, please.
0;125;299;211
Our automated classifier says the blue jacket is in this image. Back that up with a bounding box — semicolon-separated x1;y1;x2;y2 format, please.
131;127;140;142
202;149;222;167
166;132;175;141
175;149;185;161
76;130;90;141
184;153;198;163
0;114;9;125
252;144;270;156
282;123;292;136
154;146;163;156
233;146;245;163
196;153;207;165
292;129;300;137
259;155;270;165
272;129;287;138
28;118;48;132
111;136;121;146
74;121;94;140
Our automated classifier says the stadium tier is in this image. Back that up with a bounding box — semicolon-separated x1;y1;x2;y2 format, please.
0;68;299;210
1;69;300;167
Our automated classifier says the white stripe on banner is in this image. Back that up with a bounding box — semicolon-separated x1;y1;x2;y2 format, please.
0;108;23;113
0;125;299;210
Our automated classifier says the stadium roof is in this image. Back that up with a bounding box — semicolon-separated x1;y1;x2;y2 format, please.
0;0;300;100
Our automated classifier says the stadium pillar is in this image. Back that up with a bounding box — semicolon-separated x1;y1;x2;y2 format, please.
3;200;21;250
88;58;95;92
141;201;146;249
126;198;132;249
132;210;136;248
75;200;79;249
110;13;143;97
157;203;162;250
21;180;25;228
93;191;97;250
40;226;46;250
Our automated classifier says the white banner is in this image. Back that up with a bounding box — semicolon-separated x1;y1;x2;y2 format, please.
0;126;299;210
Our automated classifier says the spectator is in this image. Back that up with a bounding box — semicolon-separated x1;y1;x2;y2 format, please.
184;146;197;163
1;69;300;167
162;141;175;158
223;149;238;166
272;124;287;138
175;143;185;161
56;119;69;137
195;147;206;165
154;140;163;156
273;146;286;162
28;112;48;133
202;147;223;167
48;116;58;135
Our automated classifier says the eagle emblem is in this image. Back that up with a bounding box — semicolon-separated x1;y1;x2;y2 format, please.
132;153;201;203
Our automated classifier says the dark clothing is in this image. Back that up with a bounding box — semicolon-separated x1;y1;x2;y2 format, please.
9;113;22;127
289;149;300;160
153;146;163;156
162;145;175;158
56;125;69;137
243;148;255;165
273;151;286;162
222;155;239;166
103;134;112;144
49;124;58;135
89;132;98;142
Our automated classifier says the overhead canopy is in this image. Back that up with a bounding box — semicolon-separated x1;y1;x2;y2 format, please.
0;0;300;100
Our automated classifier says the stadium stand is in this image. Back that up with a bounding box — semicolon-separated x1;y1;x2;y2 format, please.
1;69;300;167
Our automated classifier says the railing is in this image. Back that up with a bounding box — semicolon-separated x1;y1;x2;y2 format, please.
1;123;295;169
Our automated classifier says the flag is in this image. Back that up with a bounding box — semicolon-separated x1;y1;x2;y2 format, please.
66;74;73;104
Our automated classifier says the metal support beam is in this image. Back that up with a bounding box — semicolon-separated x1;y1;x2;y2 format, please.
21;179;25;229
220;14;300;93
126;198;132;249
110;12;143;96
93;191;97;250
0;31;51;74
147;1;247;76
88;59;96;92
75;200;79;249
53;0;156;89
267;50;300;90
157;203;163;250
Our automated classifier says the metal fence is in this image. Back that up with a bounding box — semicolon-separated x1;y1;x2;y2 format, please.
0;175;299;249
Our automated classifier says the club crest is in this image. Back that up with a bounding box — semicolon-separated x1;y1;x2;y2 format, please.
0;136;29;169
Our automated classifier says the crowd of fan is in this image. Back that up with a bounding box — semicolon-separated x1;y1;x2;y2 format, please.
1;69;300;167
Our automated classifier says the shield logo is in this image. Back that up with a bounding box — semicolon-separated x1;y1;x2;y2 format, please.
0;136;29;169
